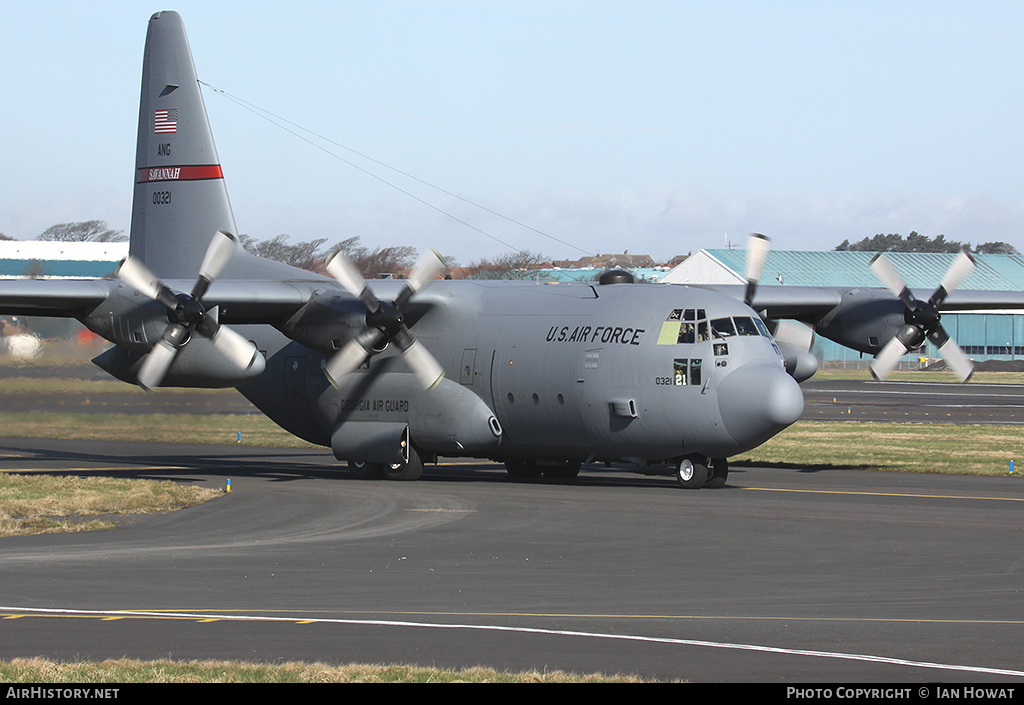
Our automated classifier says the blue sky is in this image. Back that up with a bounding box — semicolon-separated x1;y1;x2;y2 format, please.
3;1;1024;263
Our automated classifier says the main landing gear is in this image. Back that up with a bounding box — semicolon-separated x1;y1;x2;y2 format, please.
347;449;424;481
674;455;728;489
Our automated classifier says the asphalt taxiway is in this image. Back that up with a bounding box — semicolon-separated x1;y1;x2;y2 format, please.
803;377;1024;423
0;436;1020;682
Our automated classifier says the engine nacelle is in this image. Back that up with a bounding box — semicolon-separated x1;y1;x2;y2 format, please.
92;341;265;388
811;289;905;354
276;290;373;356
776;342;818;382
770;319;818;382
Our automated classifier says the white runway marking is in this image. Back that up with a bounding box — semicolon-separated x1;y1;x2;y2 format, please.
3;605;1022;678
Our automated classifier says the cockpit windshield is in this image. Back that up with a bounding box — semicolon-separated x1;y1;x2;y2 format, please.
734;316;760;336
710;317;736;338
661;310;774;345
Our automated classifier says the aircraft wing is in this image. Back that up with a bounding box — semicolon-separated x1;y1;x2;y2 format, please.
919;288;1024;311
696;283;1024;318
0;279;115;317
694;284;845;319
194;279;324;322
0;277;324;323
0;268;453;333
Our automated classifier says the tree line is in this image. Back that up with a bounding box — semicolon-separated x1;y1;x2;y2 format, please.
8;221;1021;280
6;221;551;279
236;233;419;279
0;220;126;243
834;232;1018;254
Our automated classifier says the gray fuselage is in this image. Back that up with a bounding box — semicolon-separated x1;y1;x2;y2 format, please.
238;278;804;465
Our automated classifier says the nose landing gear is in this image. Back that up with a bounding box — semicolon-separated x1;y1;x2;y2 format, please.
674;455;729;489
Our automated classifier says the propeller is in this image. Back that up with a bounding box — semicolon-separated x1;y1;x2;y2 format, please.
324;249;445;389
744;233;771;307
115;229;263;390
868;250;976;382
740;233;819;380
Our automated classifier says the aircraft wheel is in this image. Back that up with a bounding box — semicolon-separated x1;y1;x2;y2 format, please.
504;459;542;480
705;458;729;489
675;455;708;489
348;461;384;479
384;449;423;481
542;461;581;480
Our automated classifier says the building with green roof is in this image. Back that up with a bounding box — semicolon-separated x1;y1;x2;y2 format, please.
664;249;1024;364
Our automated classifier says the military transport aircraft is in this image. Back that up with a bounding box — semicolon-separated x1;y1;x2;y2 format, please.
3;11;1023;490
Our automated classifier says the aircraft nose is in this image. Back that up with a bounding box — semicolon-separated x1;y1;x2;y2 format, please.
717;362;803;450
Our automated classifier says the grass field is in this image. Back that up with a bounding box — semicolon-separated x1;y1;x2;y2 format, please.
0;658;650;683
0;409;313;447
735;420;1023;475
0;474;220;536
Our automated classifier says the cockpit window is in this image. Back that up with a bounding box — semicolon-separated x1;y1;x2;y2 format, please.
697;320;709;342
710;317;736;338
677;322;695;344
673;358;703;386
753;317;771;338
734;316;760;336
661;308;708;345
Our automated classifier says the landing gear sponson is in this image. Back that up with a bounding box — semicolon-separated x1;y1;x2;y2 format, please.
503;455;728;489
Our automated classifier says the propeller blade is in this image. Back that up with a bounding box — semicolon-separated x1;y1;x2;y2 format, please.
771;319;814;352
394;326;445;388
207;323;263;372
326;252;380;312
406;250;444;294
116;256;178;310
325;342;368;388
325;251;364;296
137;324;188;390
935;337;974;383
869;253;910;299
326;252;366;296
928;326;974;383
324;329;383;387
403;340;445;389
193;230;239;298
869;335;910;381
744;233;770;306
931;250;976;306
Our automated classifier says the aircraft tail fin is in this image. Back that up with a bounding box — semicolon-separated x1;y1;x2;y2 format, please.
128;11;237;280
